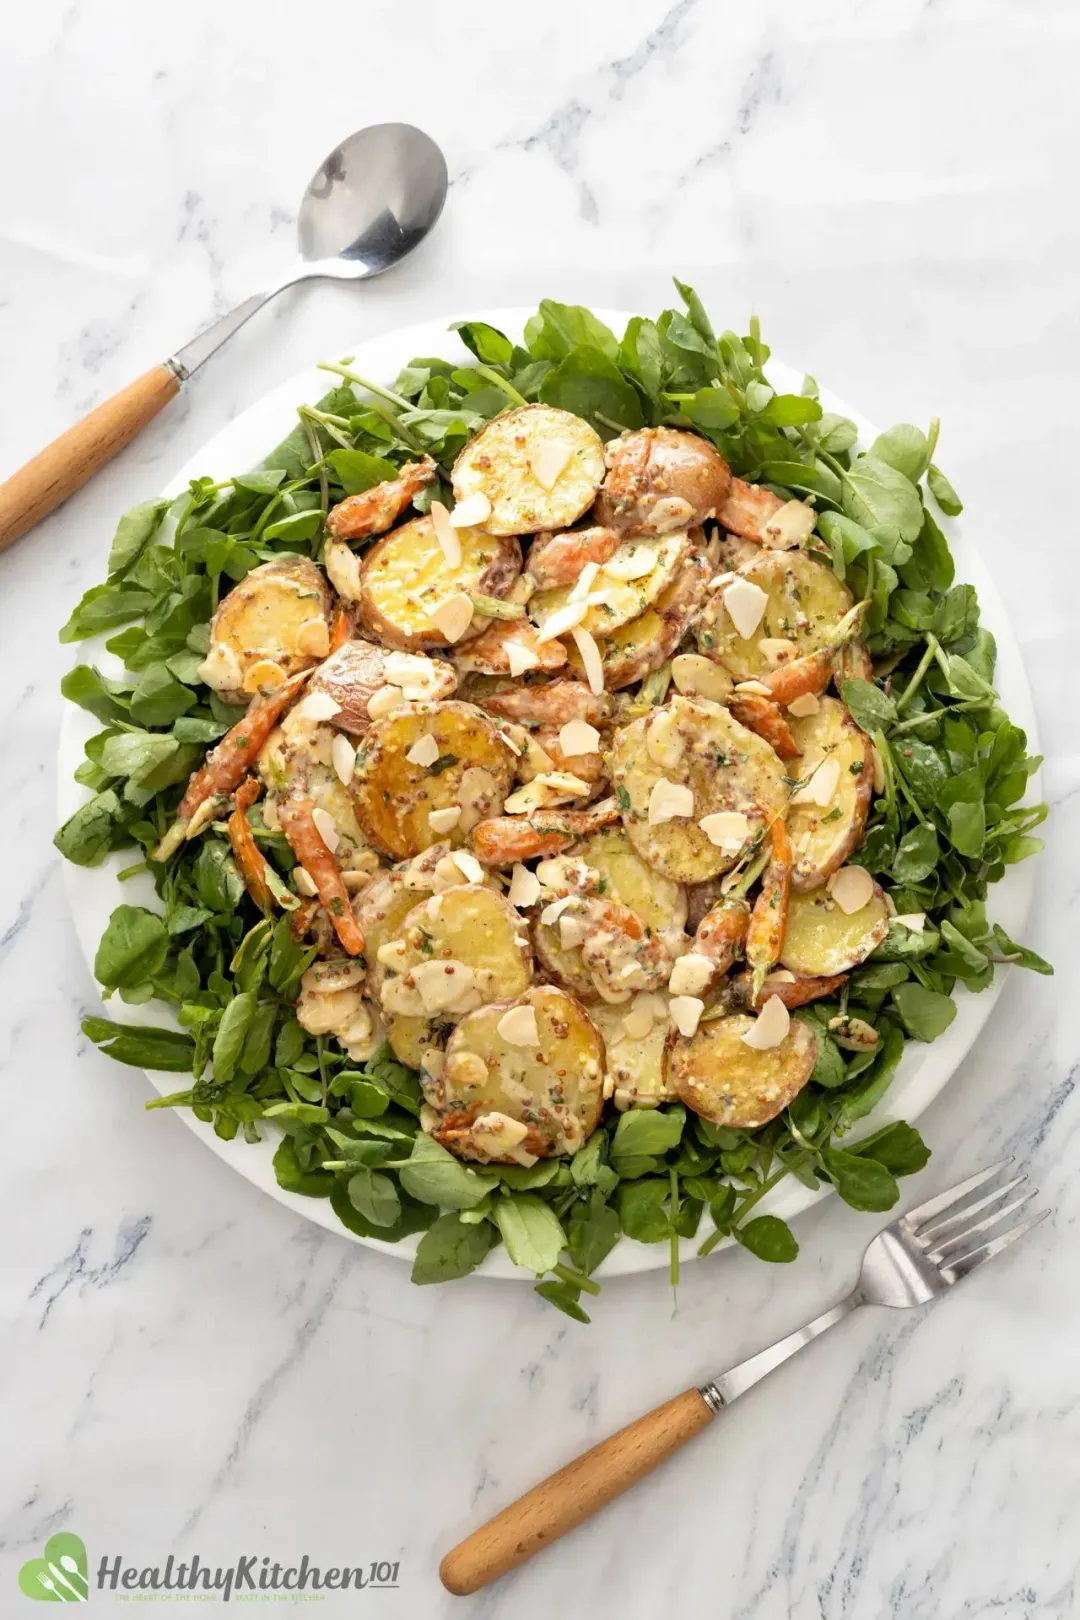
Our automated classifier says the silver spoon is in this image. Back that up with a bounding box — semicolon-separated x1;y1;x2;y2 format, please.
0;122;448;551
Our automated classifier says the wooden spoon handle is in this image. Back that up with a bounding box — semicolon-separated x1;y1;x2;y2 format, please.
0;364;181;552
439;1387;715;1596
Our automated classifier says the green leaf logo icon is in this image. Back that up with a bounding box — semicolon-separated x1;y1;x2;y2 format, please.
18;1534;88;1602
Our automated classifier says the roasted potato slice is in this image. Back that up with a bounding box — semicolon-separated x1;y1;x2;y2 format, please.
667;1012;818;1129
698;550;852;683
357;516;520;652
530;528;692;640
452;405;606;537
435;986;605;1159
353;700;515;859
786;696;873;892
307;641;457;735
780;882;891;976
354;843;497;997
589;1003;674;1110
200;558;332;701
564;538;716;691
610;695;787;883
594;428;731;536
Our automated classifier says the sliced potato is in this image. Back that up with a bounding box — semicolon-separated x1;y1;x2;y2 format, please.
530;529;692;641
382;883;533;1068
780;882;891;976
307;641;457;735
352;700;515;859
564;538;715;691
698;550;852;682
786;696;873;892
452;405;606;537
355;843;496;996
610;695;787;883
436;986;605;1158
667;1013;817;1129
357;516;520;652
200;558;332;701
594;428;731;536
532;910;598;1000
590;1003;674;1110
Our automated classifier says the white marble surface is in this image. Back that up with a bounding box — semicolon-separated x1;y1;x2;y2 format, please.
2;1;1078;1614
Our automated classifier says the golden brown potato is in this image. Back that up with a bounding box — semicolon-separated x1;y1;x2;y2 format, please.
199;558;332;701
434;986;606;1159
452;405;606;537
697;550;853;683
530;529;692;640
786;696;873;892
610;696;787;883
780;882;891;976
563;537;716;692
667;1012;818;1129
357;516;520;652
590;1003;675;1110
305;641;458;735
594;428;731;537
352;701;515;859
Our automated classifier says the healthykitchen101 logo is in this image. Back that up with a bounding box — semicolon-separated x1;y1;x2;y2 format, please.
19;1533;401;1601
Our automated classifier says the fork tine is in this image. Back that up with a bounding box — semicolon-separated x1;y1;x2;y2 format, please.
918;1174;1027;1244
940;1209;1048;1280
925;1189;1037;1264
905;1159;1012;1231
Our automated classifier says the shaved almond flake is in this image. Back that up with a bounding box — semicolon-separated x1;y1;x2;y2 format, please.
505;640;539;677
292;865;318;898
762;500;815;550
670;996;704;1038
722;577;768;640
759;637;797;667
449;491;492;529
242;658;287;694
603;543;656;582
571;627;605;696
452;850;485;885
430;501;463;569
570;561;602;601
299;690;341;721
699;810;750;849
429;593;474;643
741;994;790;1050
671;653;733;703
536;600;588;644
367;684;406;719
428;806;462;834
508;864;542;908
871;743;887;794
497;1004;541;1046
530;439;574;491
733;679;773;697
827;865;875;915
893;912;927;933
787;692;821;717
413;960;478;1015
668;953;714;997
790;755;841;807
558;718;601;756
559;915;587;949
311;808;339;853
406;732;441;769
540;894;578;926
648;779;694;825
331;733;357;786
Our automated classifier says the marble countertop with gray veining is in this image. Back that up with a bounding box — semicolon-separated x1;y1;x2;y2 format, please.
2;2;1078;1614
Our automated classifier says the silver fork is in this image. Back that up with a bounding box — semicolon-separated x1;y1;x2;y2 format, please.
440;1160;1047;1596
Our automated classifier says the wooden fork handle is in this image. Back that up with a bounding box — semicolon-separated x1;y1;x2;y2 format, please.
0;364;181;552
439;1387;715;1596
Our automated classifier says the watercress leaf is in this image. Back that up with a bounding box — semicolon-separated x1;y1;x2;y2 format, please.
617;316;664;402
494;1194;566;1275
347;1167;401;1228
911;506;955;591
610;1105;685;1164
891;983;957;1041
816;413;859;453
618;1178;672;1243
81;1015;196;1072
526;301;619;363
842;454;924;544
348;1080;390;1119
840;678;897;732
927;463;963;515
239;1001;276;1076
60;665;132;724
890;590;936;632
893;823;940;884
893;738;947;807
938;920;989;974
948;798;986;858
59;584;157;644
94;904;168;990
869;424;930;483
533;1281;591;1323
760;393;823;427
327;447;399;495
934;584;978;645
173;716;228;744
736;1215;798;1263
450;319;513;366
129;666;197;727
987;924;1052;976
211;990;256;1086
397;1135;491;1210
820;1146;900;1212
851;1121;931;1177
105;498;169;577
195;841;246;915
54;790;120;866
683;387;740;431
817;511;878;567
99;730;179;785
568;1199;620;1275
411;1213;493;1284
539;346;644;435
809;1035;847;1089
709;1184;737;1233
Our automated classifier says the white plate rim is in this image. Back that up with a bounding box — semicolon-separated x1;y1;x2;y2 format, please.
58;305;1041;1281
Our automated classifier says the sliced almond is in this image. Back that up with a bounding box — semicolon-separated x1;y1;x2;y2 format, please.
671;653;733;703
504;773;589;814
406;732;441;769
536;599;588;644
497;1004;541;1046
787;692;821;717
648;779;694;825
761;500;815;550
559;915;587;949
299;690;341;722
540;894;579;926
311;807;339;853
331;733;357;786
790;755;841;808
530;439;574;491
571;627;605;696
367;684;407;719
413;959;479;1015
871;743;887;795
449;491;492;529
741;994;790;1050
759;637;797;668
893;912;927;933
508;864;541;908
699;810;750;850
602;543;657;582
428;806;462;834
430;500;462;569
242;658;287;695
292;865;318;898
827;865;875;915
722;577;768;640
668;952;715;997
558;718;601;757
505;640;539;677
429;593;474;643
570;561;602;602
734;679;773;696
451;850;484;885
296;617;331;658
669;996;704;1037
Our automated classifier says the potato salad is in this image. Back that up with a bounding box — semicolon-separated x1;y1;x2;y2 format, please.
58;286;1049;1317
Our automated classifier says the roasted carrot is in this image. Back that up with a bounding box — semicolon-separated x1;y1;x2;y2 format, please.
177;670;311;823
278;798;365;957
693;896;751;976
226;777;274;912
470;800;620;867
746;817;793;996
326;456;437;540
329;604;354;653
731;968;847;1012
729;691;801;759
